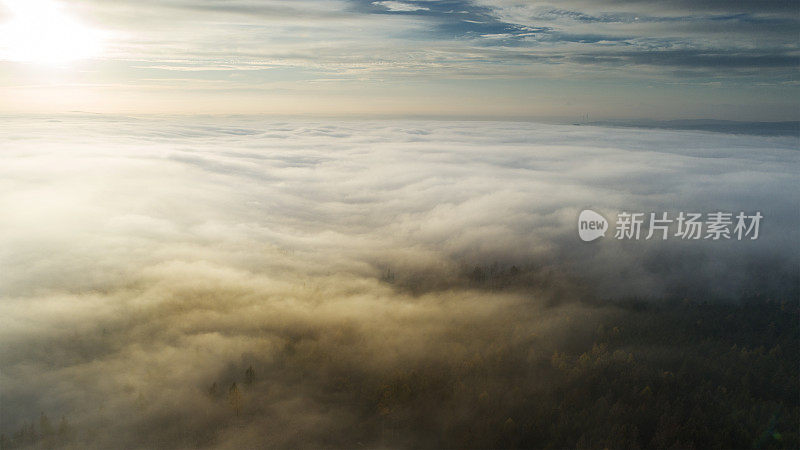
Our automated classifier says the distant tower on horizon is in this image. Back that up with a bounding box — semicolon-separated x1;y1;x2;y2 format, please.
574;112;589;125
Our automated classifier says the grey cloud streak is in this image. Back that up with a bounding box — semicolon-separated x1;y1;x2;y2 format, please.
53;0;799;82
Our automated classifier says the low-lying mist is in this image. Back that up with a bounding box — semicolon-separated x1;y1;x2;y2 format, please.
0;116;797;448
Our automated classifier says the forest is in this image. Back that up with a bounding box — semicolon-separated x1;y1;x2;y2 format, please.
3;292;796;449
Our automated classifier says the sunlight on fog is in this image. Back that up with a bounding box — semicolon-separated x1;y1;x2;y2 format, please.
0;117;796;447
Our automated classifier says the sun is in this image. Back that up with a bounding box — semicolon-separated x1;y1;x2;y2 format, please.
0;0;103;65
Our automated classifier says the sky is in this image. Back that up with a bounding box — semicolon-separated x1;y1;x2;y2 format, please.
0;0;798;119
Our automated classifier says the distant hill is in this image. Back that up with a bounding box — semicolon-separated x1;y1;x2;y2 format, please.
586;119;800;137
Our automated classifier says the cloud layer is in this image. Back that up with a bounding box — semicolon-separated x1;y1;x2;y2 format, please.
0;116;797;447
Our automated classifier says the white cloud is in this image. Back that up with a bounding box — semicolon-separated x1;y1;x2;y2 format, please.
372;1;430;12
0;116;797;446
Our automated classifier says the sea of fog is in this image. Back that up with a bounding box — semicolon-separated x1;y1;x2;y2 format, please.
0;116;797;447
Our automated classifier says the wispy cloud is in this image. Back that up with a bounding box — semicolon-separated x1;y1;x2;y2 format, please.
0;0;797;116
372;1;430;12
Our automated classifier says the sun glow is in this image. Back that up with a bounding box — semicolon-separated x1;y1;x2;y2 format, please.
0;0;103;65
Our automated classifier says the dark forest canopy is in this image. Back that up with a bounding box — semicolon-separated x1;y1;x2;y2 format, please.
3;295;797;449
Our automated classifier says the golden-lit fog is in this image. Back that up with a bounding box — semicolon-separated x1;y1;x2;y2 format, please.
0;116;797;448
